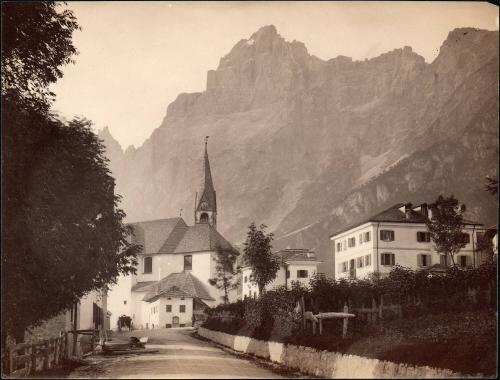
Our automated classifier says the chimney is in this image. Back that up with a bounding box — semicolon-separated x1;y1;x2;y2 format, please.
420;203;429;219
405;203;413;219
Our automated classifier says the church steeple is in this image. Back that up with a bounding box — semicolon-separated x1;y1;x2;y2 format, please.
195;136;217;227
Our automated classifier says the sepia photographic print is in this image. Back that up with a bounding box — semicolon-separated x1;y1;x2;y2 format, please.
1;1;499;379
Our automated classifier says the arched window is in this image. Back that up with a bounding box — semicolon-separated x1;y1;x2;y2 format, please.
200;213;209;223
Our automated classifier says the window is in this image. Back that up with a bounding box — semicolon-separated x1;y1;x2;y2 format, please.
440;255;448;266
184;255;192;271
244;276;247;283
339;262;348;273
123;300;127;305
348;237;356;248
286;270;290;278
253;292;257;298
200;213;209;223
416;232;431;242
381;253;395;266
458;256;470;268
418;254;431;267
460;233;470;244
179;305;186;313
364;231;371;242
356;257;364;268
180;297;185;300
297;270;308;278
359;234;363;244
380;230;395;242
336;242;342;252
249;275;254;282
143;256;153;274
166;305;172;312
364;255;371;266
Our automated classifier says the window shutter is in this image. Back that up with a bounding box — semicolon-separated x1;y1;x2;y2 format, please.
417;254;422;267
466;256;472;267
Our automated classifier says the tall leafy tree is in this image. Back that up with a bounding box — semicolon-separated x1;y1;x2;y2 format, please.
208;245;240;304
1;2;80;110
1;2;140;345
243;223;280;296
426;195;467;267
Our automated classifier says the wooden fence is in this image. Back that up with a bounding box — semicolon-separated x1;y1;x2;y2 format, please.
352;297;403;323
3;329;100;378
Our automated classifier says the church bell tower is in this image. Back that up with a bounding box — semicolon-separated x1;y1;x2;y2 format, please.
194;136;217;228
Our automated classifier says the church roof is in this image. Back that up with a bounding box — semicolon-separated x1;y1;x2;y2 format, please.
129;218;234;255
174;224;234;253
195;141;217;212
130;218;184;254
142;272;215;302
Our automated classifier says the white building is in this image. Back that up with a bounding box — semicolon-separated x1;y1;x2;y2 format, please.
107;141;237;330
240;249;321;299
330;203;486;280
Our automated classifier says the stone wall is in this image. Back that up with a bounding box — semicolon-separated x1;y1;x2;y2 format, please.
198;327;481;379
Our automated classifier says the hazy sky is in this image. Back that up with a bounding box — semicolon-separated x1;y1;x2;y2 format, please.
51;1;498;148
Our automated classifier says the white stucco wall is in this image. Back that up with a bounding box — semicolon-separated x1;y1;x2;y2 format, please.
107;274;132;330
77;290;106;330
333;222;486;279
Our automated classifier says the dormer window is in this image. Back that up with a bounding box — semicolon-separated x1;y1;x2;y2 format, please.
143;256;152;274
200;213;209;223
184;255;192;271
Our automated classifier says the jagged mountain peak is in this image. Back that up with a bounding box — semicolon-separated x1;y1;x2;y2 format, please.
102;27;498;277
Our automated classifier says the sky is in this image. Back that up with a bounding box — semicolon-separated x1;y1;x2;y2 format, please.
51;1;499;149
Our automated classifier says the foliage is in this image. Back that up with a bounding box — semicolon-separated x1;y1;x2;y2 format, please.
208;245;240;304
242;223;280;295
2;103;141;343
426;195;467;267
1;2;80;110
1;2;141;347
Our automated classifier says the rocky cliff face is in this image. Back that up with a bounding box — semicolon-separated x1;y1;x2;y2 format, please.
99;26;499;276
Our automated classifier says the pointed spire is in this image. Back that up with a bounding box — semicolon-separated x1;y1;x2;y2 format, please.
195;137;217;224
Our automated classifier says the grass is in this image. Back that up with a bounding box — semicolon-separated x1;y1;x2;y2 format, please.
289;310;498;376
204;310;498;376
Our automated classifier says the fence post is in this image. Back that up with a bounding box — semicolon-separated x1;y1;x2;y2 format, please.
8;338;16;376
342;304;349;338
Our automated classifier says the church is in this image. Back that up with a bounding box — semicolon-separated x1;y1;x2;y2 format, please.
107;140;236;330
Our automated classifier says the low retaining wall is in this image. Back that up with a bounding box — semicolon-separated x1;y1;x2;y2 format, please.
198;327;479;379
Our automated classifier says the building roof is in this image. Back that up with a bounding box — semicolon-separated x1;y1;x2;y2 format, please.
275;249;319;263
329;203;483;238
131;281;157;292
142;272;215;302
129;217;234;255
239;248;319;268
130;218;184;253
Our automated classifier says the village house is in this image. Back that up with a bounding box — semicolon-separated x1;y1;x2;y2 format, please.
107;141;237;330
330;203;487;280
240;248;321;299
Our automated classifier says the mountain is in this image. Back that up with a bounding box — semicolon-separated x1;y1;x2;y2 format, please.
98;25;499;276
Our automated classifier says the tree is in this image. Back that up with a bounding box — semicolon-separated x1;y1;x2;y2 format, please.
1;2;140;346
243;223;280;296
426;195;467;267
1;2;80;110
208;245;240;304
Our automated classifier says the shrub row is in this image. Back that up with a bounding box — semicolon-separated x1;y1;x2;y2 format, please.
204;259;497;339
